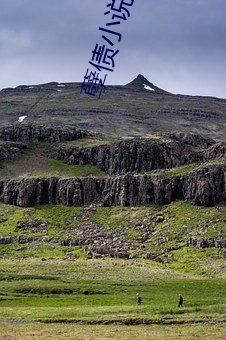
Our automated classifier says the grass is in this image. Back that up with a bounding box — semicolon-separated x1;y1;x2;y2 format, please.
157;163;200;177
0;201;225;276
0;323;225;340
0;199;225;338
150;159;224;178
0;152;105;179
0;204;82;236
0;257;225;339
0;140;106;179
32;136;116;150
91;205;159;229
168;247;226;276
1;81;226;139
24;159;105;178
0;214;225;338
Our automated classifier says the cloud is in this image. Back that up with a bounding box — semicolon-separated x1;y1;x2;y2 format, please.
0;28;31;56
0;0;225;97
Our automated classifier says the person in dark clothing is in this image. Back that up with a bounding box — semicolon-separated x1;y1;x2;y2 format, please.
137;293;142;305
178;294;183;307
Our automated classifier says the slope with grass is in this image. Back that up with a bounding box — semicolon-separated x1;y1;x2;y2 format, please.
0;78;226;338
0;129;225;208
1;74;226;140
0;201;225;276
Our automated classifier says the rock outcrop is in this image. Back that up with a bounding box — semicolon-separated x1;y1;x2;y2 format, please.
125;74;171;94
0;127;225;208
165;132;215;149
52;138;203;175
204;142;226;160
0;142;28;161
187;237;226;249
0;164;225;207
0;124;90;143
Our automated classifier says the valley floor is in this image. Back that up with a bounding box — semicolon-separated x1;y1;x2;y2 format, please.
0;257;225;339
0;322;225;340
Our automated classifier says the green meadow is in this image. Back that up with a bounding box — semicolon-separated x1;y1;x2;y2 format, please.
0;257;225;339
0;200;225;338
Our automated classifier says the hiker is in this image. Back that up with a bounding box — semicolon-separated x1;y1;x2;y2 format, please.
137;293;142;305
178;294;183;308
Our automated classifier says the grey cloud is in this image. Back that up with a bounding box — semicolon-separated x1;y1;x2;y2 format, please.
0;0;225;97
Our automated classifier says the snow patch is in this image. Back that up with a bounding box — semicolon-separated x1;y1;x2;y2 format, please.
18;115;27;123
57;84;65;87
29;86;34;89
143;84;155;91
57;89;62;92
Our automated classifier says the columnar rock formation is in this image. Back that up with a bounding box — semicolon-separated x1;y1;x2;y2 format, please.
0;123;90;142
0;124;225;208
0;163;225;207
52;138;203;175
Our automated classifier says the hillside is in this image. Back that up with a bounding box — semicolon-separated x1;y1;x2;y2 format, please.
0;124;226;207
0;83;226;335
0;124;225;267
1;74;226;140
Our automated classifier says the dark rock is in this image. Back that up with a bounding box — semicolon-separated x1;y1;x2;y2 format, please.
0;163;225;207
144;253;158;260
0;142;28;161
15;218;48;233
165;132;215;149
155;215;165;223
0;123;90;143
51;137;203;175
204;142;226;160
0;237;13;244
187;237;226;248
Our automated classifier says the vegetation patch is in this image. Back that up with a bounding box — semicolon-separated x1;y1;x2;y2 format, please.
0;258;225;329
22;159;105;178
157;163;200;177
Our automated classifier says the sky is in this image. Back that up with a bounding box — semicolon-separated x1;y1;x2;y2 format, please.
0;0;226;97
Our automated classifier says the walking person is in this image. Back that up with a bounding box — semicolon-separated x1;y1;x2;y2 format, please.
178;294;183;308
136;293;142;306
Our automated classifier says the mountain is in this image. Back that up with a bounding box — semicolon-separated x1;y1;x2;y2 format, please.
0;74;226;140
0;123;225;208
125;74;171;94
0;123;225;263
0;77;225;265
0;74;225;330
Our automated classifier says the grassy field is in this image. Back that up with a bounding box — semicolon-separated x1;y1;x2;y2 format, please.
0;258;225;339
0;198;225;338
0;322;225;339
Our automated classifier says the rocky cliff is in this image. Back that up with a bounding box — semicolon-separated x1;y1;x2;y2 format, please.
204;142;226;160
51;137;203;175
0;123;90;142
0;142;28;161
0;125;225;208
0;164;225;207
164;132;215;149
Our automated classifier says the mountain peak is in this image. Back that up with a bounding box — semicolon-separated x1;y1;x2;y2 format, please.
137;73;146;80
125;74;171;94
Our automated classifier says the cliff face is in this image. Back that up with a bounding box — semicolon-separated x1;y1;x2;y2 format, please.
0;142;28;161
204;142;226;160
52;138;203;175
0;124;90;142
165;132;215;149
0;125;225;208
0;164;225;207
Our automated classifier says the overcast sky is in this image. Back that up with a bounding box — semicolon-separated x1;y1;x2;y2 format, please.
0;0;225;97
